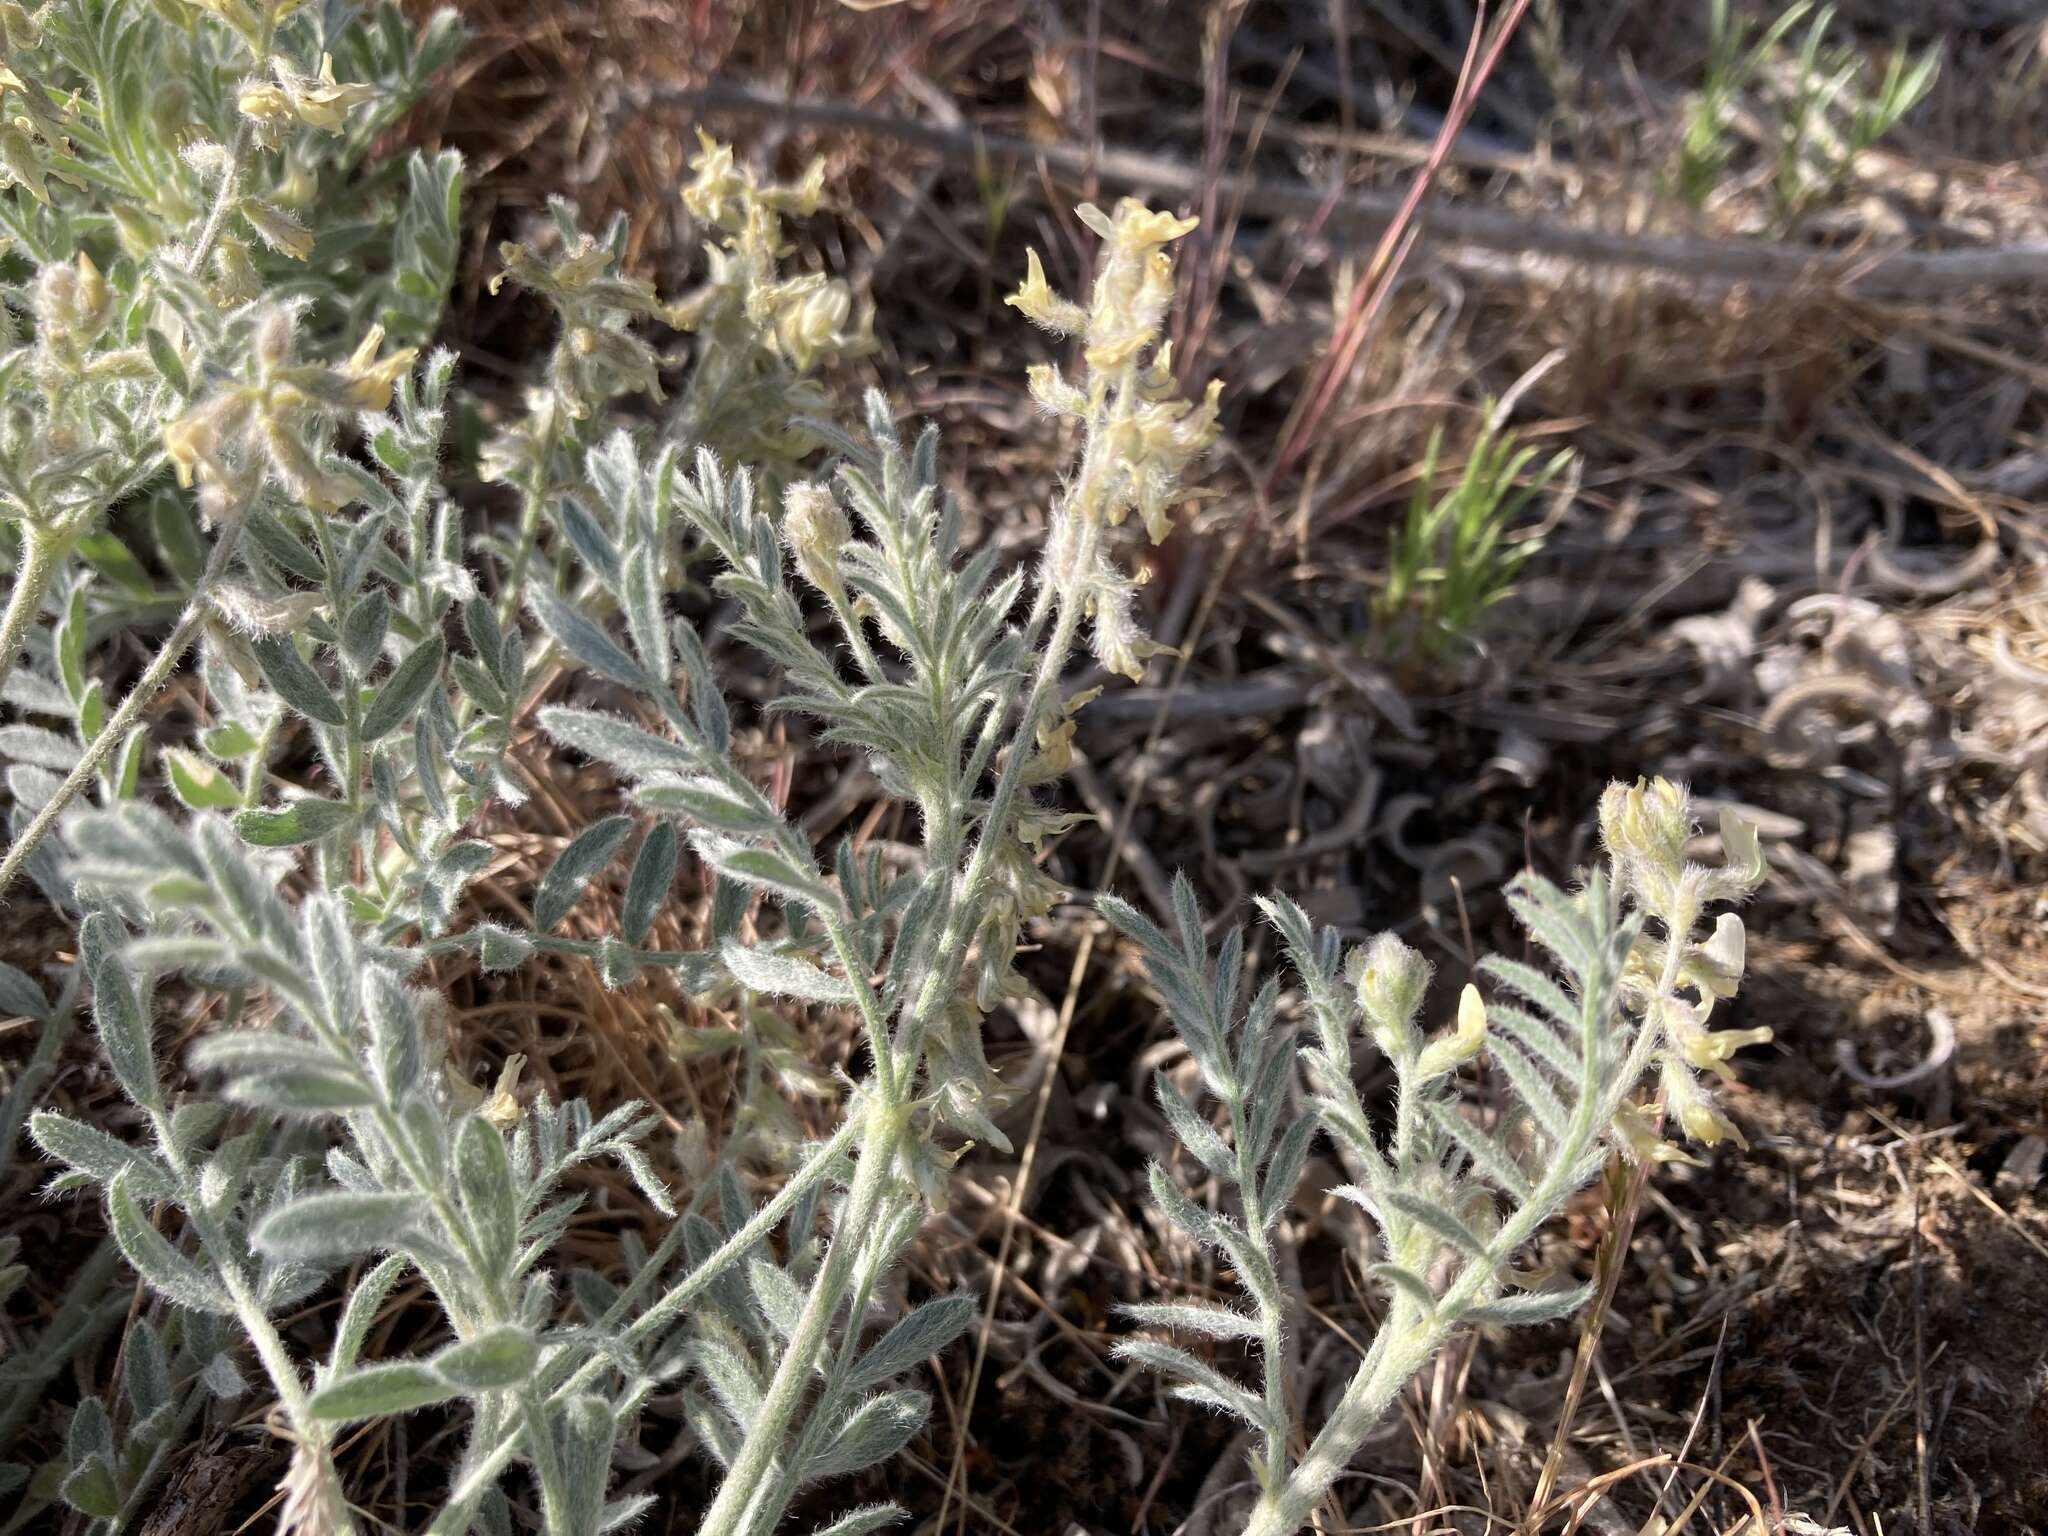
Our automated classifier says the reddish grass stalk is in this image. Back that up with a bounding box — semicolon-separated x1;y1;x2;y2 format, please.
1267;0;1537;493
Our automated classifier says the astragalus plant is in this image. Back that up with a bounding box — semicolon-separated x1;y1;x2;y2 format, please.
8;97;1221;1526
0;0;462;896
1110;778;1769;1535
0;10;1769;1526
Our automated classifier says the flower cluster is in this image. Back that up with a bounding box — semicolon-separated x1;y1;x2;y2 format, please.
1601;776;1772;1153
164;308;417;516
1008;199;1223;679
672;128;871;375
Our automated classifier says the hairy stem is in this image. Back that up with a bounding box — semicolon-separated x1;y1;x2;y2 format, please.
0;513;248;899
891;517;1096;1075
424;1115;863;1532
695;1104;909;1536
0;523;69;702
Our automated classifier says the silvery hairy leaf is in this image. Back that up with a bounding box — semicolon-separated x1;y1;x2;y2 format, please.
81;913;158;1111
329;1255;411;1376
553;495;622;592
360;633;445;741
123;1318;170;1418
1369;1262;1440;1312
306;1361;459;1422
634;776;768;833
253;1191;421;1261
1458;1282;1596;1328
455;1114;520;1273
433;1325;538;1391
105;1172;232;1315
846;1295;977;1393
746;1258;804;1340
806;1504;907;1536
341;589;392;672
1153;1074;1232;1180
620;822;676;945
0;960;51;1023
1382;1189;1491;1257
250;635;346;729
1120;1301;1263;1342
623;542;669;684
233;799;354;848
803;1390;930;1482
690;834;826;908
720;942;855;1005
365;968;422;1102
29;1110;175;1199
535;814;633;930
1112;1340;1266;1433
527;585;644;690
539;706;699;779
554;1393;619;1536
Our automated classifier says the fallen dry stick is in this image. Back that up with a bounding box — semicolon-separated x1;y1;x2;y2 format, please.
635;81;2048;300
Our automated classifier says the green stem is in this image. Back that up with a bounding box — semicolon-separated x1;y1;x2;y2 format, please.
0;511;249;900
146;1109;315;1430
695;1104;909;1536
891;520;1095;1076
425;1116;863;1533
0;524;70;702
185;121;251;279
1231;1099;1291;1486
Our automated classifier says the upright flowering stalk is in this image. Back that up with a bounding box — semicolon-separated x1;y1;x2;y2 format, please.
1598;776;1772;1158
1008;199;1224;680
1115;779;1771;1536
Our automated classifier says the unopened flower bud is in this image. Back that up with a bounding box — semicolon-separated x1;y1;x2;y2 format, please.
1599;776;1691;873
1417;984;1488;1080
240;198;311;260
1352;933;1432;1057
782;481;849;593
1678;1099;1748;1150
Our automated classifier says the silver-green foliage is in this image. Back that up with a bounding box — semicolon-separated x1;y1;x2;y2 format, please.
0;0;463;900
1112;780;1768;1536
